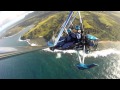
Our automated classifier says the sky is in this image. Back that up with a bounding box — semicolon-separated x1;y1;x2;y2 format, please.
0;11;34;32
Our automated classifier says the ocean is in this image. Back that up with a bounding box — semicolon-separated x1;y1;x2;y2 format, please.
0;25;120;79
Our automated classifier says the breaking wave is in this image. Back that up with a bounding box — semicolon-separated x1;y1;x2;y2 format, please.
43;48;120;58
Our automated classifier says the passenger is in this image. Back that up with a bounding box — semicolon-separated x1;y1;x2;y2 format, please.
75;25;82;42
76;30;82;43
72;25;81;33
71;26;81;40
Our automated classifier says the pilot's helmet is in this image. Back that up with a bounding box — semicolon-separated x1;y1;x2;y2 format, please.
75;25;80;30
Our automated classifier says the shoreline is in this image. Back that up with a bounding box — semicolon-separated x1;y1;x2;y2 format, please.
19;36;38;46
20;38;120;44
20;37;120;47
99;41;120;43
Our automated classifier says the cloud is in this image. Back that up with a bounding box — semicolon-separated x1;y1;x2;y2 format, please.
0;11;33;32
0;11;31;26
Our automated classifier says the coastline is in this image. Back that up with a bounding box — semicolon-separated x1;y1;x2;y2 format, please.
20;37;47;47
21;38;120;45
19;36;38;46
20;37;120;47
99;41;120;43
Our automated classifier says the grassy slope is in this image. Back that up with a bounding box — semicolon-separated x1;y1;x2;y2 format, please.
81;11;120;40
21;12;68;40
21;11;120;41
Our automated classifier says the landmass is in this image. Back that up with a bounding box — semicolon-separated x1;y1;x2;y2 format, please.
1;11;58;38
2;11;120;46
20;11;120;46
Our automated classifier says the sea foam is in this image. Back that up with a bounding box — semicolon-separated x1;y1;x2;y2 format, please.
43;48;120;58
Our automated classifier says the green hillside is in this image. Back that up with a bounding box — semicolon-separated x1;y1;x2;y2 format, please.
21;11;120;41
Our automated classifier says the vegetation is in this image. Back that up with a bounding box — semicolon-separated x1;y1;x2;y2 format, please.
21;11;120;41
21;12;68;40
3;11;58;38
